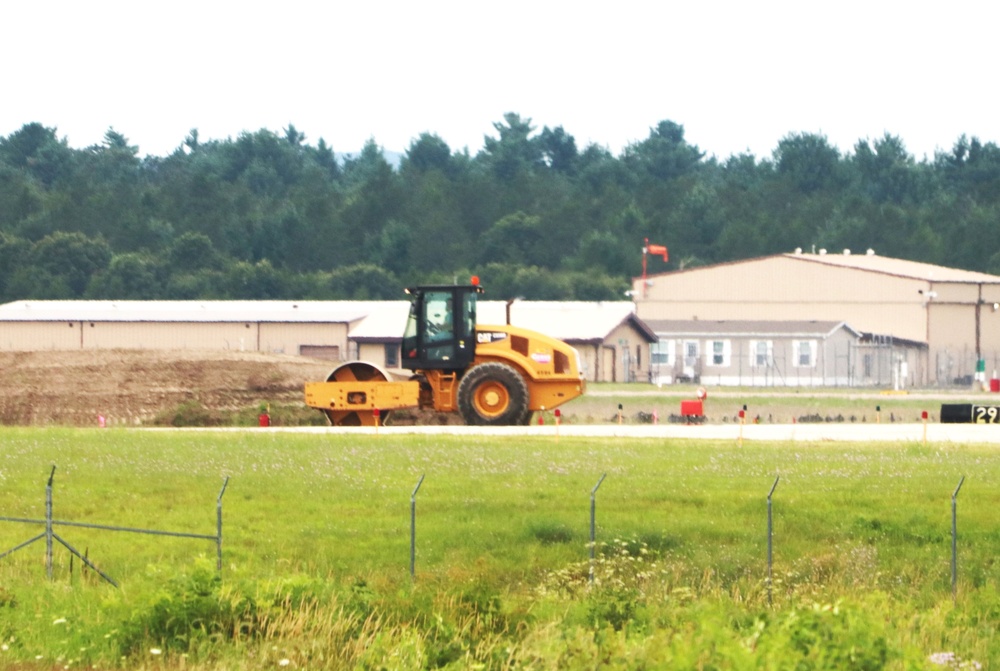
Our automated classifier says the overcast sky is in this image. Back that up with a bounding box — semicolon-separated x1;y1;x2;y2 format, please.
4;0;996;162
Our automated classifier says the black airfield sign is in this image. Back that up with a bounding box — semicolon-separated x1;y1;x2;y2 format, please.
940;403;1000;424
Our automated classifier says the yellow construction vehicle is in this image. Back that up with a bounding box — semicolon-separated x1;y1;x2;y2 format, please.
304;280;585;425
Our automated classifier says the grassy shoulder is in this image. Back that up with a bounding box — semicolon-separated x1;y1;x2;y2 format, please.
560;382;988;425
145;382;994;428
0;429;996;669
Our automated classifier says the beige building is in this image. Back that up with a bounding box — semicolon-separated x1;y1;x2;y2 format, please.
346;301;409;368
349;300;658;383
0;299;658;383
0;301;379;359
632;250;1000;386
482;301;657;383
644;319;926;388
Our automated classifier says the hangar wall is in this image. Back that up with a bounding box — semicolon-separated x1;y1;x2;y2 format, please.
0;320;349;356
635;256;929;343
634;253;1000;385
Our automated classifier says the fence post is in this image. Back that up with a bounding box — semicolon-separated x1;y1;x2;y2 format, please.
767;475;780;605
46;466;55;580
589;473;607;584
952;476;965;604
2;469;223;587
410;474;425;579
216;477;229;573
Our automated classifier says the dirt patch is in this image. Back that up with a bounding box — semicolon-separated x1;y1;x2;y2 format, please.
0;350;951;427
0;350;336;426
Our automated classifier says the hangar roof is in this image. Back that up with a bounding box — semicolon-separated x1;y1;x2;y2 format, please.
641;251;1000;284
782;251;1000;283
350;300;657;344
347;302;409;342
645;319;862;339
0;299;657;344
478;301;657;343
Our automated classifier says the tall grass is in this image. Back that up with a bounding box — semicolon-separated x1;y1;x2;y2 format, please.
0;428;997;668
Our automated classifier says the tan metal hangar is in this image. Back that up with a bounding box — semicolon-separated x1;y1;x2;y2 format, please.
631;249;1000;386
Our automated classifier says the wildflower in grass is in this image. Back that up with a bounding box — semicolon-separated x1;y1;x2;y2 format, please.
927;652;955;666
279;659;291;667
928;652;982;670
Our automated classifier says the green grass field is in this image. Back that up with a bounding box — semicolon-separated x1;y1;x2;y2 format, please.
1;428;998;669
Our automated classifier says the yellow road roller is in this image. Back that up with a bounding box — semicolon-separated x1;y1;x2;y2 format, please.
304;280;585;426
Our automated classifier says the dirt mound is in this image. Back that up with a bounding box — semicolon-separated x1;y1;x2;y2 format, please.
0;350;336;426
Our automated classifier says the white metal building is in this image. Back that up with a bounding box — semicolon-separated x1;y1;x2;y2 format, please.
349;300;657;383
0;301;380;359
0;299;658;383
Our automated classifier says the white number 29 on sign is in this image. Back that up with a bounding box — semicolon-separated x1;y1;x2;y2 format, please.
973;405;1000;423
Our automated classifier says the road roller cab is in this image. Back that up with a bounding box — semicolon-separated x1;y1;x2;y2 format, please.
304;281;586;426
401;283;480;371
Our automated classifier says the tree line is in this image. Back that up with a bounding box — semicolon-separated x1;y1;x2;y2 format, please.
1;115;999;303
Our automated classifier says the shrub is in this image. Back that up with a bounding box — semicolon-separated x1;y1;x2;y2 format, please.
116;559;260;656
752;600;891;670
152;400;224;427
530;521;576;545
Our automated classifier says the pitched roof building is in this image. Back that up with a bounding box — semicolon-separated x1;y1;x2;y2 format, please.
349;300;656;382
0;300;378;358
641;319;925;388
0;299;658;383
633;250;1000;385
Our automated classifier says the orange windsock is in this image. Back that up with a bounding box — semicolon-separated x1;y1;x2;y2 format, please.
647;244;668;261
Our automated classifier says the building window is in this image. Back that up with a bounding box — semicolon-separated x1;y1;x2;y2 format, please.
751;340;773;367
385;343;399;367
708;340;730;367
793;340;816;367
651;339;673;365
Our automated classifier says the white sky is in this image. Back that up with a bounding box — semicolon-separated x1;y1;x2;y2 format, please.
3;0;997;161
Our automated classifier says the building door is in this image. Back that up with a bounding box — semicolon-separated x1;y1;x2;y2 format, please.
683;340;699;381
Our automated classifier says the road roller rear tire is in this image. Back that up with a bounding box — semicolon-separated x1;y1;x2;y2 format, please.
322;361;394;427
457;362;529;426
